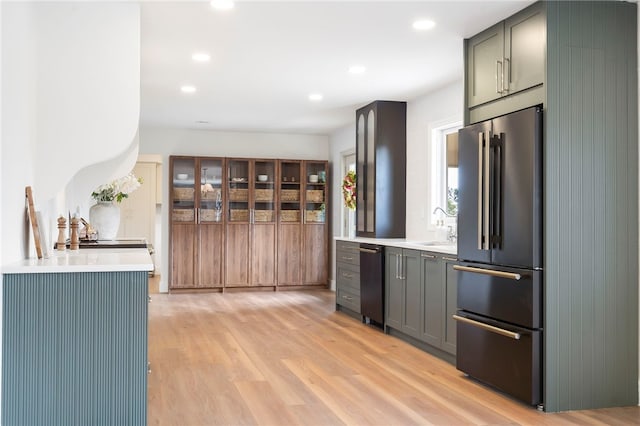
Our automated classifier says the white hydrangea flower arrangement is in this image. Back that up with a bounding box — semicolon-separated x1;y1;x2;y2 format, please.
91;173;143;203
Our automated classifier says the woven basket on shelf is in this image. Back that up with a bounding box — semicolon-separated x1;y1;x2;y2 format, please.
200;209;222;222
281;189;299;202
254;210;274;222
229;188;248;202
305;210;325;223
230;209;249;221
306;190;324;203
254;189;274;202
201;189;221;200
172;209;195;222
280;210;300;222
173;187;195;201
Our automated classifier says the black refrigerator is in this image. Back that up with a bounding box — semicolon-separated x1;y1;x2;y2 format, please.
455;105;543;406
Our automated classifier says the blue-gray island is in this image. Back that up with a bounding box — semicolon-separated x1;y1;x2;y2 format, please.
2;248;153;425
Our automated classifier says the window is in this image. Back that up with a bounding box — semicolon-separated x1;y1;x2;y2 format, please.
341;151;356;238
431;122;462;224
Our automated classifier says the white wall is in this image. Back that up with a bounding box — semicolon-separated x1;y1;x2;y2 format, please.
328;80;463;283
1;2;141;264
138;126;330;292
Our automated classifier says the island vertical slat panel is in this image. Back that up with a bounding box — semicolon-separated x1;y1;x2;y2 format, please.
2;271;148;425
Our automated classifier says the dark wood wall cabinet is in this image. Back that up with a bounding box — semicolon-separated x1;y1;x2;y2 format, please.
356;100;406;238
169;156;328;291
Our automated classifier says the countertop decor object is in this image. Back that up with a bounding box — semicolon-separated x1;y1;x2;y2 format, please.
342;170;356;210
90;172;143;240
257;174;268;182
91;172;143;204
89;201;120;240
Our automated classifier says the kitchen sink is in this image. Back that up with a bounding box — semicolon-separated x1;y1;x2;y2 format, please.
415;241;453;246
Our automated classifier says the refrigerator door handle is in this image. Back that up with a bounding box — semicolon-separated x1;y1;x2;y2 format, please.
483;131;491;250
477;132;484;250
492;134;503;248
453;314;521;340
453;264;522;281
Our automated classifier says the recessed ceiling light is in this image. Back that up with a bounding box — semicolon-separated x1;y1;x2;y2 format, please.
181;85;196;94
413;19;436;31
308;93;323;101
210;0;234;11
192;53;211;62
349;65;366;74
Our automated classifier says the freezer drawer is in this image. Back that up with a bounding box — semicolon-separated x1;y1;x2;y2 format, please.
455;311;541;406
455;263;542;329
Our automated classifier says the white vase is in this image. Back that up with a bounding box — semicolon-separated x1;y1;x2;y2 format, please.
89;201;120;240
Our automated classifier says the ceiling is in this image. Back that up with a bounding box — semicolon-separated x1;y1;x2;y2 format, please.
140;0;534;135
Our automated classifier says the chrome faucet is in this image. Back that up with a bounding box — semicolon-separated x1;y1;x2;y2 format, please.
433;206;455;217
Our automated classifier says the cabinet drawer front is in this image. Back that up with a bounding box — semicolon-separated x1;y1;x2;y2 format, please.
456;312;541;405
337;288;360;313
336;263;360;291
456;263;541;328
336;244;360;266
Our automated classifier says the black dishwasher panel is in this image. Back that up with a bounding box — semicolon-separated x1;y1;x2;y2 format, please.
359;244;384;326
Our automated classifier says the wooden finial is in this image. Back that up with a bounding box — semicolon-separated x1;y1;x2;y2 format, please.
56;215;67;251
69;217;80;250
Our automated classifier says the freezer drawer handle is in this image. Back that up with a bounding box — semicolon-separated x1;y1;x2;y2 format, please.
453;265;522;281
453;314;521;340
358;247;380;254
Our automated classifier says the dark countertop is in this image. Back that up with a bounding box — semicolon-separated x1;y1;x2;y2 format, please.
61;239;149;249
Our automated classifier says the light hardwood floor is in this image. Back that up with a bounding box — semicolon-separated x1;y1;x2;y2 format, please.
147;283;640;425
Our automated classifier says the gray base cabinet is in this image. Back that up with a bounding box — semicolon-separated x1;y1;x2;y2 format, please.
335;241;361;315
420;252;443;348
385;248;458;357
385;247;421;339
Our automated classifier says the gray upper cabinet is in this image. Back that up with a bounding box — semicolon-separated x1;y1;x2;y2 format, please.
466;2;545;112
466;22;504;107
355;101;406;238
504;4;545;95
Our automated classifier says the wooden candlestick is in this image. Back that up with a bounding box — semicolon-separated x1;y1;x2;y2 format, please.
56;216;67;251
69;217;80;250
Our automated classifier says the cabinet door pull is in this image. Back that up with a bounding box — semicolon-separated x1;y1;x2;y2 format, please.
453;265;522;281
395;254;400;279
342;295;353;301
496;60;503;94
442;256;458;262
341;256;354;261
503;57;510;92
358;247;379;254
453;314;521;340
341;272;353;279
421;253;437;259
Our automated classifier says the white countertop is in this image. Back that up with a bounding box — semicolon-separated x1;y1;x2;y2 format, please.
335;236;458;256
2;248;154;274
